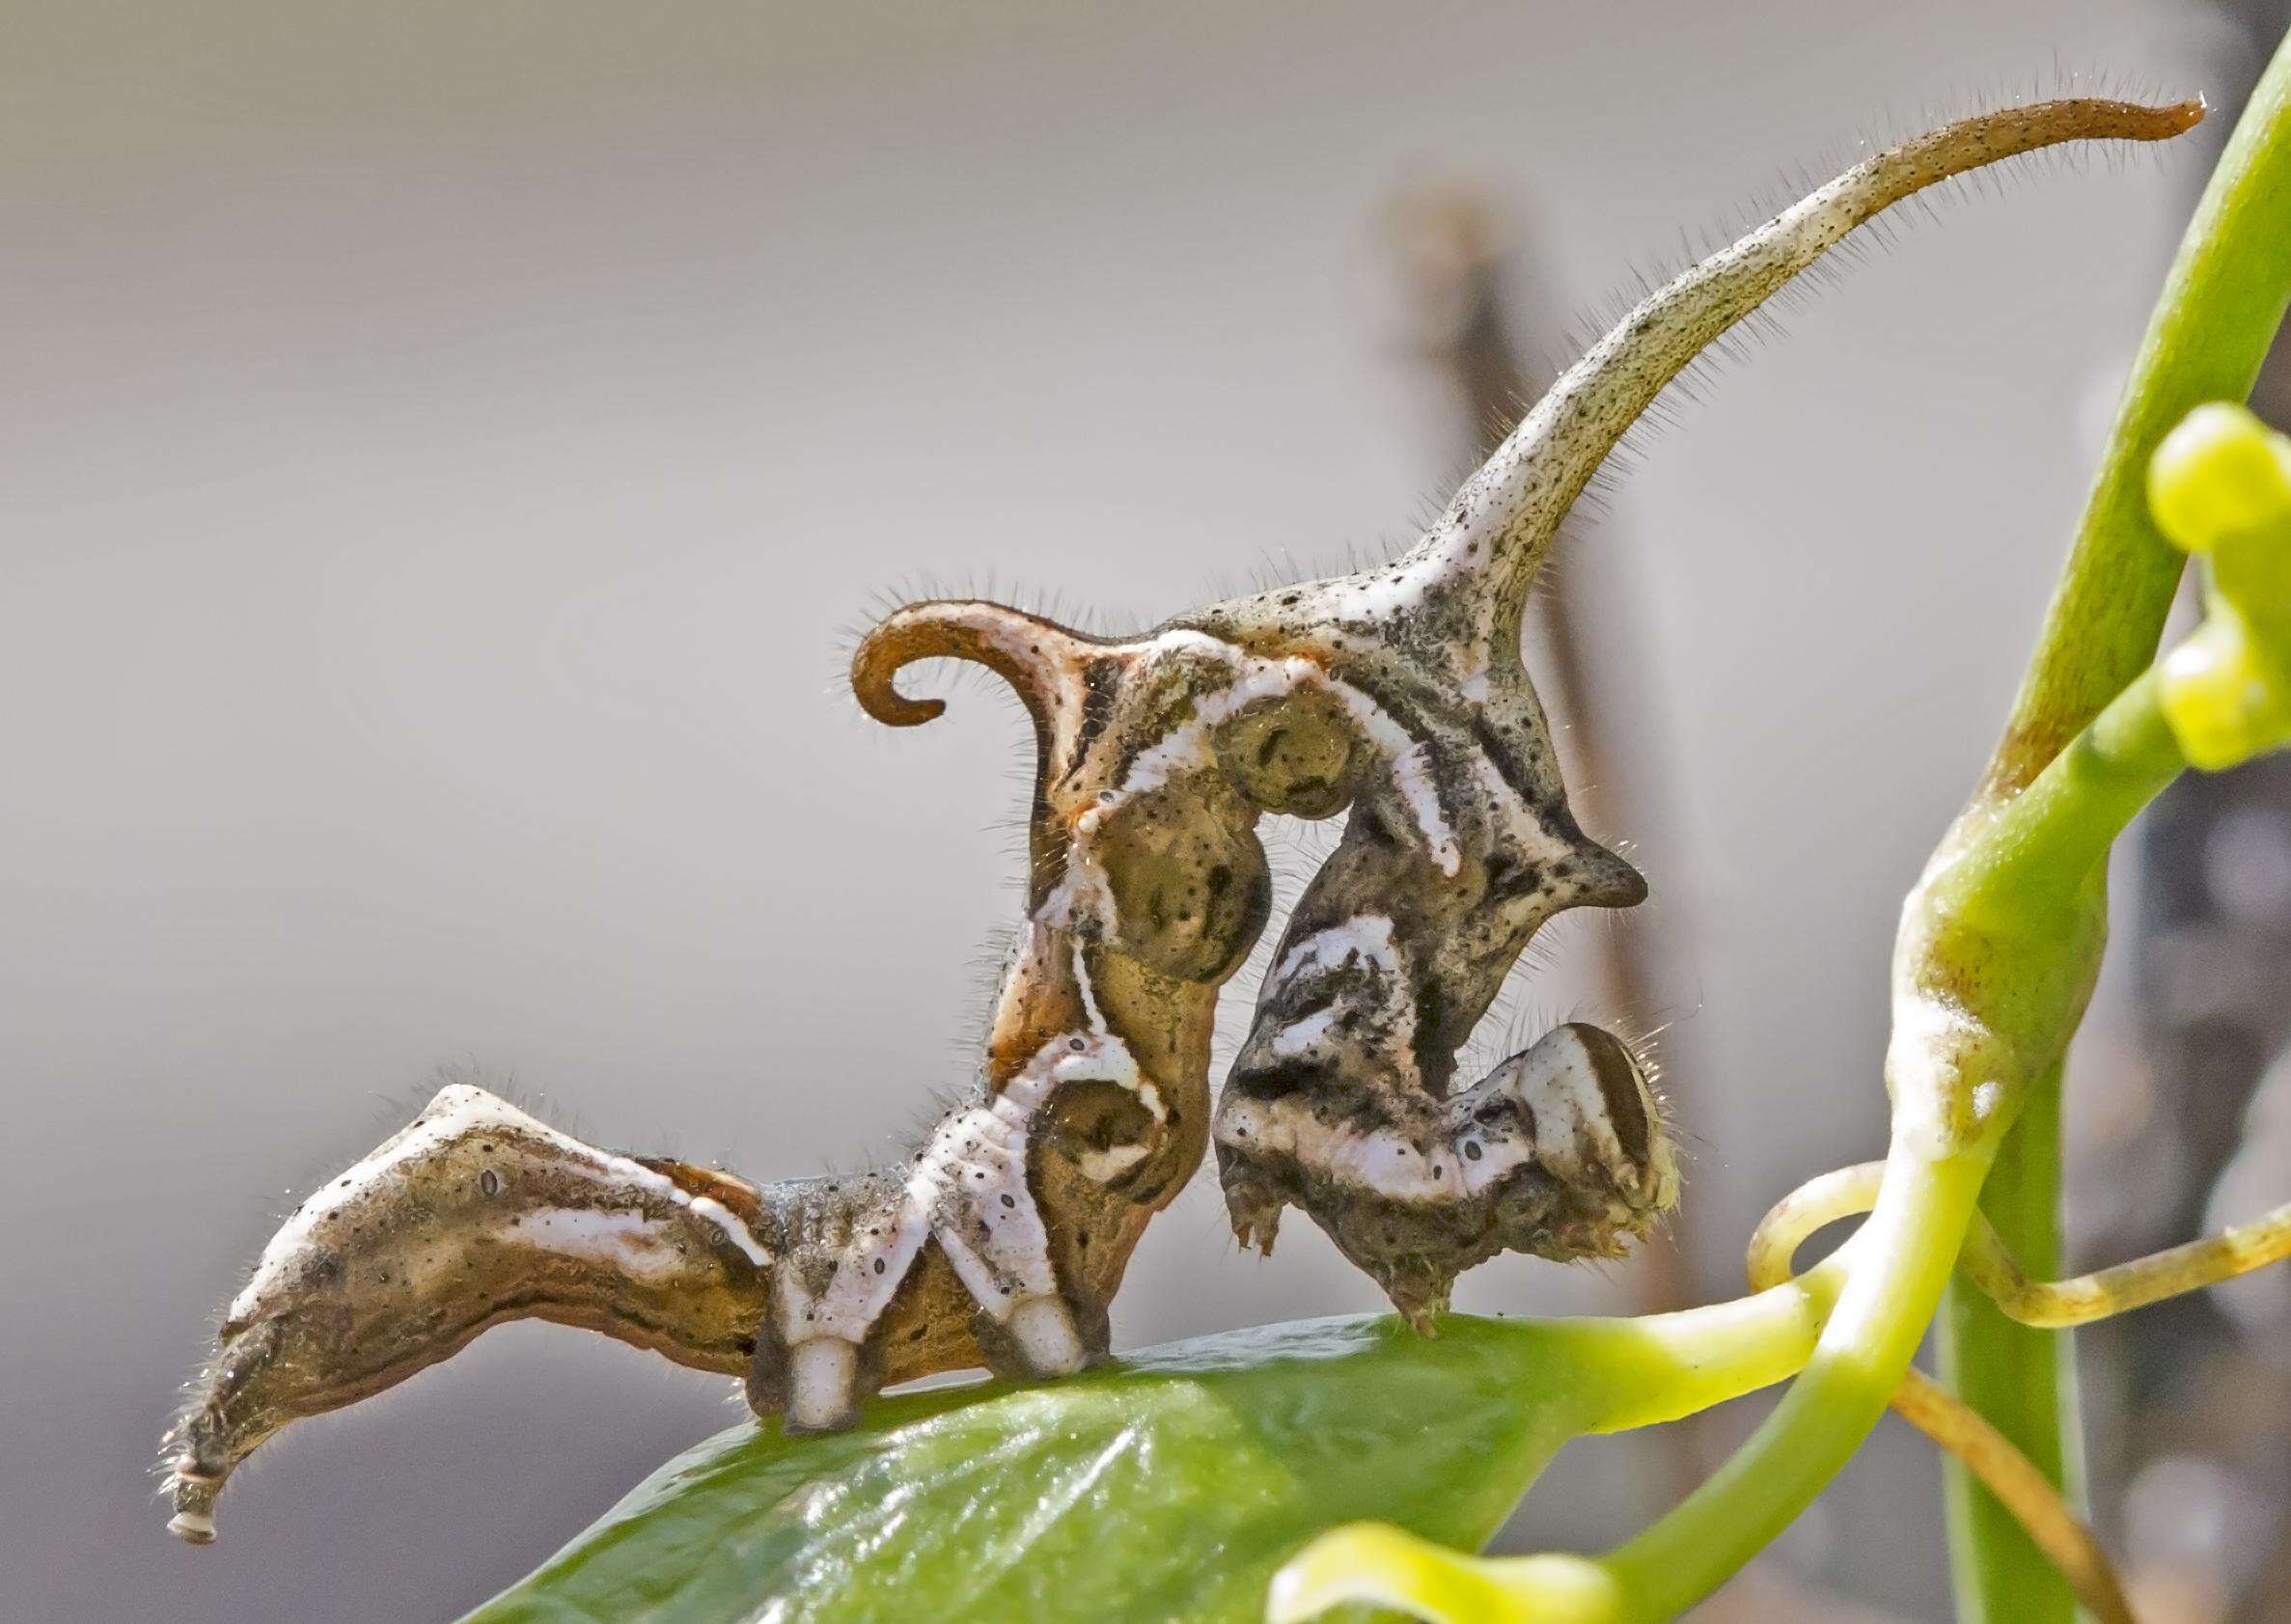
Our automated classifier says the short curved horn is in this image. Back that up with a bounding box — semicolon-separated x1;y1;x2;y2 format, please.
851;599;1097;733
1402;96;2203;653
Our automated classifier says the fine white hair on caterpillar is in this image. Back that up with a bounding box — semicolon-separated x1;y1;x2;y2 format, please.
166;94;2200;1544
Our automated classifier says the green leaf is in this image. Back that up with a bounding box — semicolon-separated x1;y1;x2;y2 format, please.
458;1314;1593;1624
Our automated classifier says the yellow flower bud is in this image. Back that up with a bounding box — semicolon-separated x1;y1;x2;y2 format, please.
2147;403;2291;769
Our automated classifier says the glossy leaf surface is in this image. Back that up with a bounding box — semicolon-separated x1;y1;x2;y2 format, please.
461;1314;1592;1624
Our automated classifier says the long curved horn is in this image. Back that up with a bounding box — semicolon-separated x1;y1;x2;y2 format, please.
851;598;1097;732
1402;96;2202;653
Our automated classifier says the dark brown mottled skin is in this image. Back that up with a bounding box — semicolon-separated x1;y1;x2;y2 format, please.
165;97;2200;1543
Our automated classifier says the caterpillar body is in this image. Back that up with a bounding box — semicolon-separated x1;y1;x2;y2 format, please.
164;96;2201;1545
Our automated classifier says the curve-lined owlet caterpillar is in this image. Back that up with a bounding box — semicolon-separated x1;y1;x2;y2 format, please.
163;95;2200;1545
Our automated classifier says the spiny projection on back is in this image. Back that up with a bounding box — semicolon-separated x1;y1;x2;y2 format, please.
162;96;2199;1545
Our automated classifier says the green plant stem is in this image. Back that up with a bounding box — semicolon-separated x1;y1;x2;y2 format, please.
1948;671;2185;900
1942;1067;2074;1624
1946;38;2291;1624
1595;1143;1989;1621
1569;1236;1864;1436
1576;661;2188;1620
1982;48;2291;800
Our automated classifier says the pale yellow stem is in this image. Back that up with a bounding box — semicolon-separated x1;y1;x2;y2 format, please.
1745;1157;2291;1624
1754;1159;2291;1327
1748;1163;2128;1624
1962;1193;2291;1328
1890;1366;2133;1624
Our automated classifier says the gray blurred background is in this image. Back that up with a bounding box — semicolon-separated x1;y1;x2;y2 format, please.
7;1;2287;1618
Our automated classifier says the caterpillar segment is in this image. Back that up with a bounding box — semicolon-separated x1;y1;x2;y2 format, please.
166;921;1207;1540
